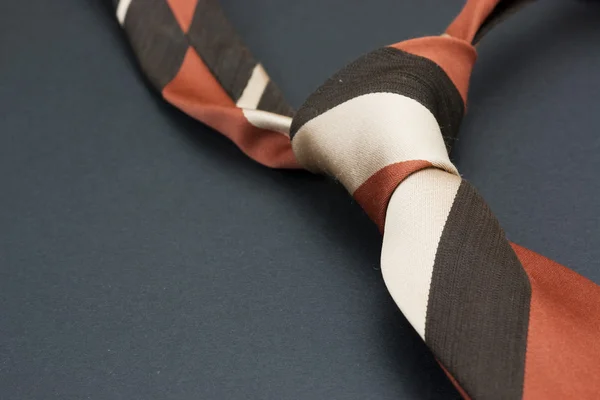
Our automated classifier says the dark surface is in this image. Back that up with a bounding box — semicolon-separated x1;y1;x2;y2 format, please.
1;0;598;399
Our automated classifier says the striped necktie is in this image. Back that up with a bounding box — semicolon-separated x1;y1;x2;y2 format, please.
113;0;600;398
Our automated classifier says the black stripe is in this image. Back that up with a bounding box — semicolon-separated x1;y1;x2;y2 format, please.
257;81;294;117
122;0;188;90
425;180;531;400
187;0;257;102
289;47;464;152
473;0;536;44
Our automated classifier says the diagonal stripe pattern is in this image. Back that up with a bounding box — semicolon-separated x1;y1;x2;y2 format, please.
113;0;600;398
115;0;298;167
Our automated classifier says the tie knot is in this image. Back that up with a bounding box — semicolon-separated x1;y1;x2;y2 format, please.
289;37;474;228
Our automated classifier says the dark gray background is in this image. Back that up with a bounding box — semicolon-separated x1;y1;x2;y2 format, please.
1;0;599;399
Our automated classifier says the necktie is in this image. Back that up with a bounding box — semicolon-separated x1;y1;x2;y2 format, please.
112;0;600;398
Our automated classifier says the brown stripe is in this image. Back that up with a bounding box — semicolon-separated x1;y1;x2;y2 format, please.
166;0;198;32
122;0;188;90
257;80;294;117
425;180;530;400
290;47;464;153
352;161;433;231
186;0;257;102
390;36;476;105
162;48;299;169
512;244;600;399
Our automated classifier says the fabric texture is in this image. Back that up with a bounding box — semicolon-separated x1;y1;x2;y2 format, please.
112;0;600;398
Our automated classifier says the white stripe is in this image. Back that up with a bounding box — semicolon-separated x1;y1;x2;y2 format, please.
380;168;461;339
116;0;133;25
292;93;458;194
236;64;270;109
242;109;292;136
